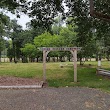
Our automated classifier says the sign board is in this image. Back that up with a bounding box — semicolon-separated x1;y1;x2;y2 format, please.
40;47;81;51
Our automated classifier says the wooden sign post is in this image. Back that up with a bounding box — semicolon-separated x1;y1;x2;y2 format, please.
70;49;77;82
74;49;77;82
43;50;46;82
41;47;81;83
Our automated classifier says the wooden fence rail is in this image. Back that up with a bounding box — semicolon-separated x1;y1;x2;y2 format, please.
97;69;110;76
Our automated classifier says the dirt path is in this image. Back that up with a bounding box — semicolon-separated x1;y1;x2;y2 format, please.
0;76;42;86
0;87;110;110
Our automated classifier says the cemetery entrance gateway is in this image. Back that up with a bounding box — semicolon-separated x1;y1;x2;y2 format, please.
41;47;81;83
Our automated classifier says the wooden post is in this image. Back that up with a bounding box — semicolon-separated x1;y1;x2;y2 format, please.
74;49;77;82
70;50;77;82
43;50;46;82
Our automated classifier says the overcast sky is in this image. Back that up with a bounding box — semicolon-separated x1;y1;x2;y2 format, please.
7;12;31;29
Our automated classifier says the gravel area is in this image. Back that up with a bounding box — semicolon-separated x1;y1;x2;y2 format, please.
0;87;110;110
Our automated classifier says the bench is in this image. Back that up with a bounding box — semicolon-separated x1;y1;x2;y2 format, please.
97;68;110;76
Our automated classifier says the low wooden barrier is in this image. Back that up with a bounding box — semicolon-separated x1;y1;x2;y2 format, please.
97;68;110;76
60;64;73;68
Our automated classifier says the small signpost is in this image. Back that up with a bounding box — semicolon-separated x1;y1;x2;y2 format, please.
40;47;81;83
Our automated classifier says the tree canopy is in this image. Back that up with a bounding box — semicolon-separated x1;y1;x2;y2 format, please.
1;0;110;63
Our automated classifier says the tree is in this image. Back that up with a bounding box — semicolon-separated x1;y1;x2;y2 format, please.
7;40;13;62
0;0;26;10
27;0;64;33
60;26;77;47
64;0;107;64
0;38;5;62
34;32;62;47
21;43;37;62
9;19;23;62
0;13;11;62
34;31;76;62
21;22;46;45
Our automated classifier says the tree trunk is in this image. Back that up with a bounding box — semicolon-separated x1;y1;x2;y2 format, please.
68;56;71;62
9;57;12;62
12;39;17;63
59;56;63;62
36;57;39;62
80;57;82;65
0;51;1;62
52;57;55;62
79;57;84;65
22;56;28;63
57;57;59;62
106;54;110;61
46;57;50;62
99;54;101;60
85;58;88;61
96;54;98;61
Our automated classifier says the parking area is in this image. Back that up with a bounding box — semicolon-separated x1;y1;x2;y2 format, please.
0;87;110;110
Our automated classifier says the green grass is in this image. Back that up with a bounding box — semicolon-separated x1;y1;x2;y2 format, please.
0;63;43;78
0;61;110;91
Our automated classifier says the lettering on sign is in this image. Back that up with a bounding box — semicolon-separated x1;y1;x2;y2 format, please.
40;47;81;51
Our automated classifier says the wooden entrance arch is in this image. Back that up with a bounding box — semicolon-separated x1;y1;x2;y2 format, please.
41;47;81;83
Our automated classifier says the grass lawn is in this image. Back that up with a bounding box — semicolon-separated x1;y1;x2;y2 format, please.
0;61;110;91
